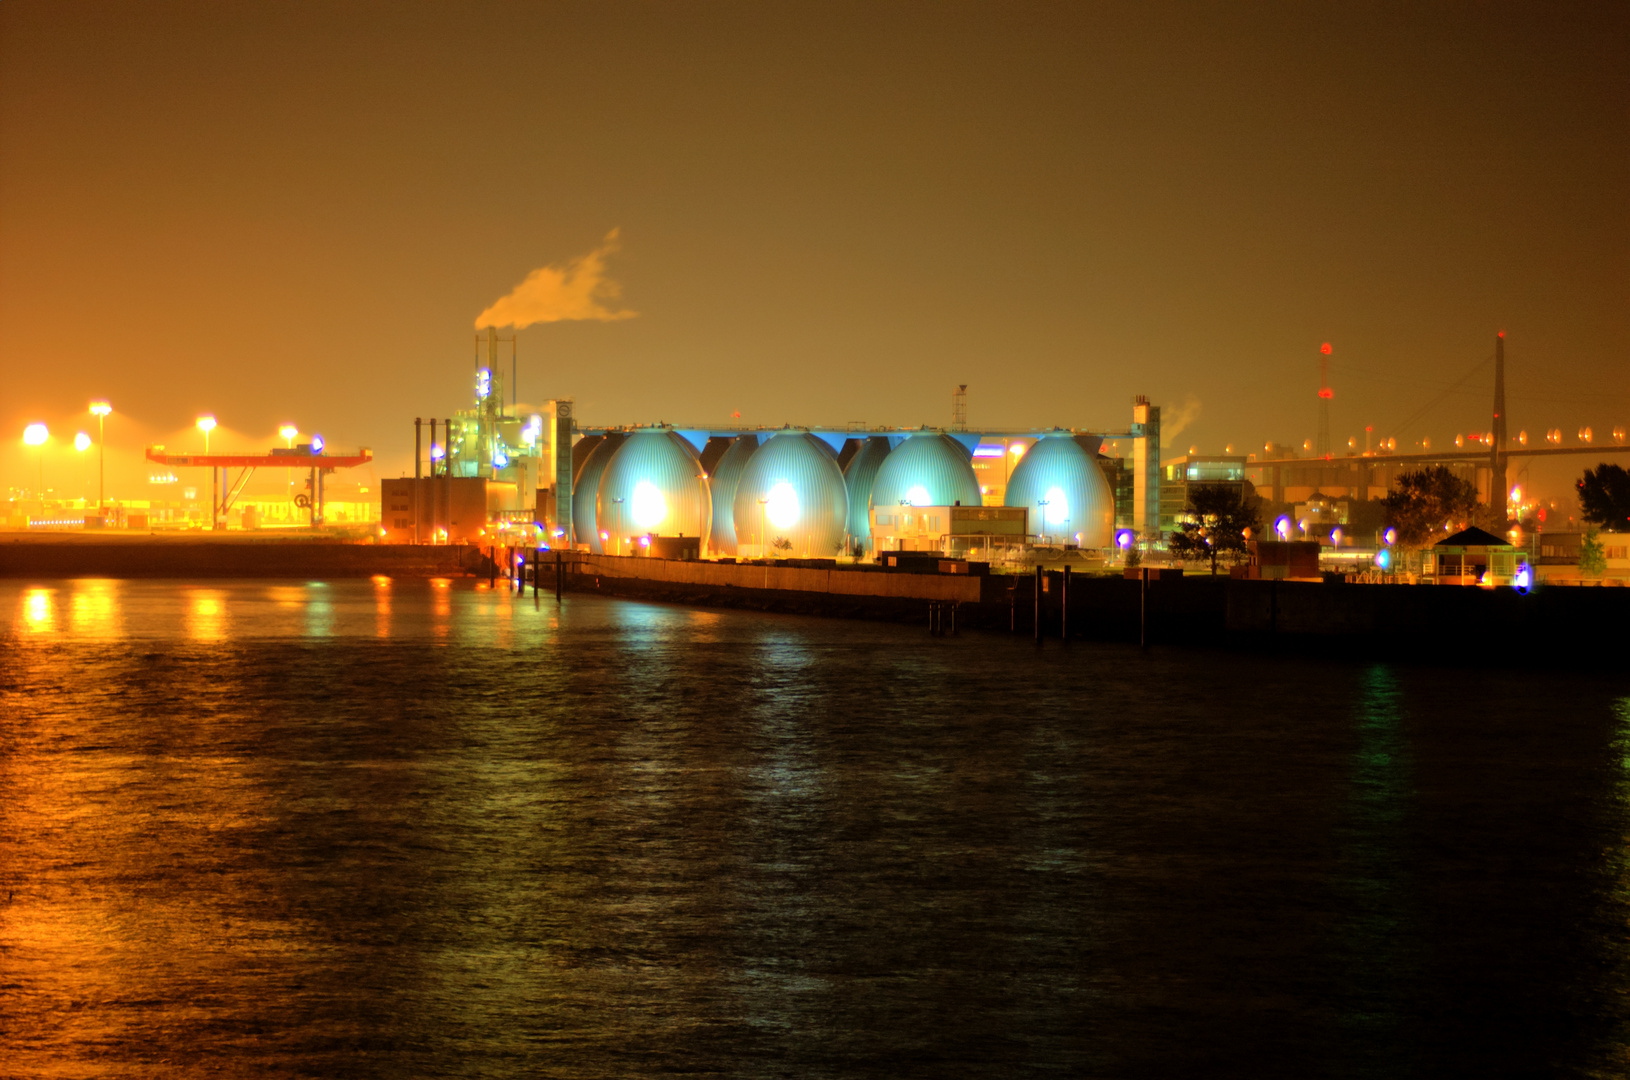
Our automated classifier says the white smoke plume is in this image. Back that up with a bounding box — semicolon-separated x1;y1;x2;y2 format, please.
1160;394;1202;447
474;229;637;329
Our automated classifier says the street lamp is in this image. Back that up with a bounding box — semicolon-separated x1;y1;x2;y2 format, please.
23;423;48;500
279;425;298;510
89;402;111;511
73;433;92;506
197;415;217;454
612;496;625;555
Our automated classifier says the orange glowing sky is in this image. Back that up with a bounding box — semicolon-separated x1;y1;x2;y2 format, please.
1;2;1625;499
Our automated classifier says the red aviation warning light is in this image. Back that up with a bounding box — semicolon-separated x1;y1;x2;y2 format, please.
1315;342;1334;457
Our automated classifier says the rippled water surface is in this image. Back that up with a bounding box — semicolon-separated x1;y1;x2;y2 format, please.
2;577;1629;1078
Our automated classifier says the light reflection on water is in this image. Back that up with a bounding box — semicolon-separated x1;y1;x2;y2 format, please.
0;579;1628;1077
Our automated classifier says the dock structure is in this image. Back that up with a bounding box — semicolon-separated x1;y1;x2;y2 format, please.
145;445;372;531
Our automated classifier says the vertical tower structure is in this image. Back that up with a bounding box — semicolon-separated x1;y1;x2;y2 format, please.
1316;342;1333;459
1132;396;1161;538
952;385;968;431
1492;331;1507;518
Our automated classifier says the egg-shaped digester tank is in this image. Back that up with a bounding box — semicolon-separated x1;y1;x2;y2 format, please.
706;434;759;556
596;430;711;554
1003;434;1114;547
732;432;849;558
868;433;981;512
571;433;625;553
842;437;892;552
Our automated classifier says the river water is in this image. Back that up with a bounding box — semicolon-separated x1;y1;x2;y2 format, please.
1;577;1627;1078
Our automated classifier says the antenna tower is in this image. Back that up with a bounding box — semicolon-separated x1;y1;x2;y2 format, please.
1492;331;1507;516
1316;343;1333;459
951;384;968;431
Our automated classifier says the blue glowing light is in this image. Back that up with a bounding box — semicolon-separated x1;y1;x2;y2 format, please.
1514;562;1531;593
1274;514;1292;539
310;434;324;454
1374;548;1391;570
1116;528;1135;549
476;368;492;400
492;446;509;468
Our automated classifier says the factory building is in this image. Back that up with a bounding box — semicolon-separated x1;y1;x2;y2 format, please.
570;433;625;553
869;433;982;512
704;434;759;555
841;436;891;552
595;429;711;556
388;365;1171;555
1002;433;1116;548
731;431;850;558
870;504;1029;555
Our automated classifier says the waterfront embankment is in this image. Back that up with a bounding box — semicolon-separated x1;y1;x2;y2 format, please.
0;534;482;579
563;552;1627;662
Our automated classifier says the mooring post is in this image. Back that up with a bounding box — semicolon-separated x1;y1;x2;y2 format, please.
1140;567;1148;650
489;545;496;589
532;549;539;599
555;549;563;602
1033;564;1043;644
950;601;958;637
1061;564;1071;641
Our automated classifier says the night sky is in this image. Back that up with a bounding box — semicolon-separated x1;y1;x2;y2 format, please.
2;2;1624;499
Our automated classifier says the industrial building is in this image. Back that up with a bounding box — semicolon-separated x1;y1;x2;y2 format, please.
385;343;1164;558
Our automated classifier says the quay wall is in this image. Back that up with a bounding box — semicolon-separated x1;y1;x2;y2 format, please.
562;555;1627;661
564;552;985;603
0;537;483;579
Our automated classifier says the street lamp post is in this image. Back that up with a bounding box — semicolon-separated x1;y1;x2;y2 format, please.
89;402;111;512
759;497;770;559
23;423;48;504
280;425;298;521
74;432;92;505
197;416;217;529
612;497;626;555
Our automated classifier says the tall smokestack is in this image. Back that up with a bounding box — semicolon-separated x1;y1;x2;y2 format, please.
1492;331;1507;519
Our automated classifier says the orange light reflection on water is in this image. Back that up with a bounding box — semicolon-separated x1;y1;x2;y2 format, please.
186;588;228;640
373;575;392;638
19;587;57;633
68;579;122;637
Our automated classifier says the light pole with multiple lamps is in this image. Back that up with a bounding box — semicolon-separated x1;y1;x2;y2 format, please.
89;401;111;512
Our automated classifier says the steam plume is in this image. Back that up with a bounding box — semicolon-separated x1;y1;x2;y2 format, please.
1161;394;1202;447
475;229;636;329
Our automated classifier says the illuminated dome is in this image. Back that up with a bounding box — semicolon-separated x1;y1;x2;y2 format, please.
732;432;849;558
868;433;981;513
571;433;625;553
842;437;891;552
707;434;760;556
596;430;711;553
1003;434;1114;547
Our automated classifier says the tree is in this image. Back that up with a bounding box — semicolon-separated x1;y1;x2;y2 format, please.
1380;466;1478;546
1577;464;1630;532
1580;526;1607;577
1167;483;1261;575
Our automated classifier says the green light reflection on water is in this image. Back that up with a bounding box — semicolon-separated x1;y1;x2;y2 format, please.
1332;663;1418;1063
